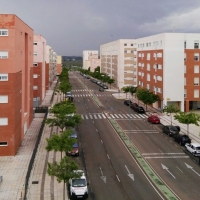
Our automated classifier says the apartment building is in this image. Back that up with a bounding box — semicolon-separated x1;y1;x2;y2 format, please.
33;35;46;107
100;39;137;90
83;50;100;71
0;14;33;156
46;45;57;89
137;33;200;112
57;55;62;75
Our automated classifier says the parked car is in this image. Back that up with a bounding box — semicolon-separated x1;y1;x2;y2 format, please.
148;115;160;124
162;125;179;137
70;128;77;139
68;170;89;199
134;106;145;114
103;85;108;89
174;134;191;146
185;143;200;156
124;100;132;106
130;103;138;110
67;143;79;156
99;87;104;92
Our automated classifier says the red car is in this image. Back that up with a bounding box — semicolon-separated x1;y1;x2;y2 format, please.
148;115;160;124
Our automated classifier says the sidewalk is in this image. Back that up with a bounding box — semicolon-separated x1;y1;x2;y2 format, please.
0;80;59;200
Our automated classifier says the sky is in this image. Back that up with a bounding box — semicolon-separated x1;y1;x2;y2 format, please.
1;0;200;56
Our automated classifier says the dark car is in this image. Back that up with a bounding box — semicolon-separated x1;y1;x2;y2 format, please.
162;125;179;137
103;85;108;89
124;100;132;106
134;106;145;114
67;143;79;156
148;115;160;124
130;103;138;110
99;87;104;92
174;134;191;146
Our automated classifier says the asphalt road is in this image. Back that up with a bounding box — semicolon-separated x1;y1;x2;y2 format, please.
69;71;200;200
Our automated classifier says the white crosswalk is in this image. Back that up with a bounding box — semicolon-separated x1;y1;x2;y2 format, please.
71;94;112;97
81;113;149;120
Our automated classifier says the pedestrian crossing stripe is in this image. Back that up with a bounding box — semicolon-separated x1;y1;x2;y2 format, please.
71;94;112;97
81;113;149;120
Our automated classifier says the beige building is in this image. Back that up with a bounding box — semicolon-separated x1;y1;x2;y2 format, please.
83;50;100;72
100;39;137;89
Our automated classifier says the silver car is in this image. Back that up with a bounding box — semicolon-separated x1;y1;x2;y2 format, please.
185;143;200;156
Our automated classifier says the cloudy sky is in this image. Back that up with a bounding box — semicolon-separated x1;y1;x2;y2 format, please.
1;0;200;56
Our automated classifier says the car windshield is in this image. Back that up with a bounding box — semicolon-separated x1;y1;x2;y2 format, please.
72;179;86;187
170;126;177;131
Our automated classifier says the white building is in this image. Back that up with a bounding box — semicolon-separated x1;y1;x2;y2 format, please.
100;39;137;89
83;50;100;71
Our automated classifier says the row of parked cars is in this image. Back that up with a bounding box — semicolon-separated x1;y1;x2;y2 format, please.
124;100;145;114
90;78;108;91
123;99;200;156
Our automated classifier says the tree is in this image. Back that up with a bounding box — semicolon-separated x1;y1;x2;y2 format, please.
122;86;130;99
129;86;137;100
50;101;76;116
174;112;200;135
45;113;82;132
136;88;160;111
47;156;81;200
162;104;180;125
45;129;76;158
107;78;115;89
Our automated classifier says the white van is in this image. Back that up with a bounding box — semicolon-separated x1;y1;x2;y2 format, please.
68;170;89;199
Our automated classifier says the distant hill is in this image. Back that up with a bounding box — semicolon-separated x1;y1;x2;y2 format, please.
62;56;82;61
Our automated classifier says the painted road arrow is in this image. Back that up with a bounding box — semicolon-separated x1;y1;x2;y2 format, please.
161;163;176;179
185;163;200;176
125;165;134;181
100;167;106;183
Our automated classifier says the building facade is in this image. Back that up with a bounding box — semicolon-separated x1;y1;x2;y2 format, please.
100;39;137;89
33;35;46;107
56;55;62;75
137;33;200;112
0;14;33;156
83;50;100;71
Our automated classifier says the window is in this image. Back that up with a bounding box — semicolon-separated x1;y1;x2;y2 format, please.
147;74;150;81
194;89;199;98
33;74;38;78
0;118;8;125
184;89;186;98
124;50;127;53
194;42;199;49
194;53;199;61
131;50;134;53
0;142;8;146
157;53;162;58
124;43;127;46
33;63;38;67
33;52;37;56
184;41;186;49
194;77;199;86
147;53;150;60
0;51;8;58
194;65;199;73
131;44;133;46
147;63;150;71
0;74;8;81
33;42;38;45
33;86;38;90
0;29;8;36
0;95;8;103
184;53;186;61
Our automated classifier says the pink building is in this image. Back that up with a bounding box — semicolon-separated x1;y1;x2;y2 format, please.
0;14;34;156
33;35;46;107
